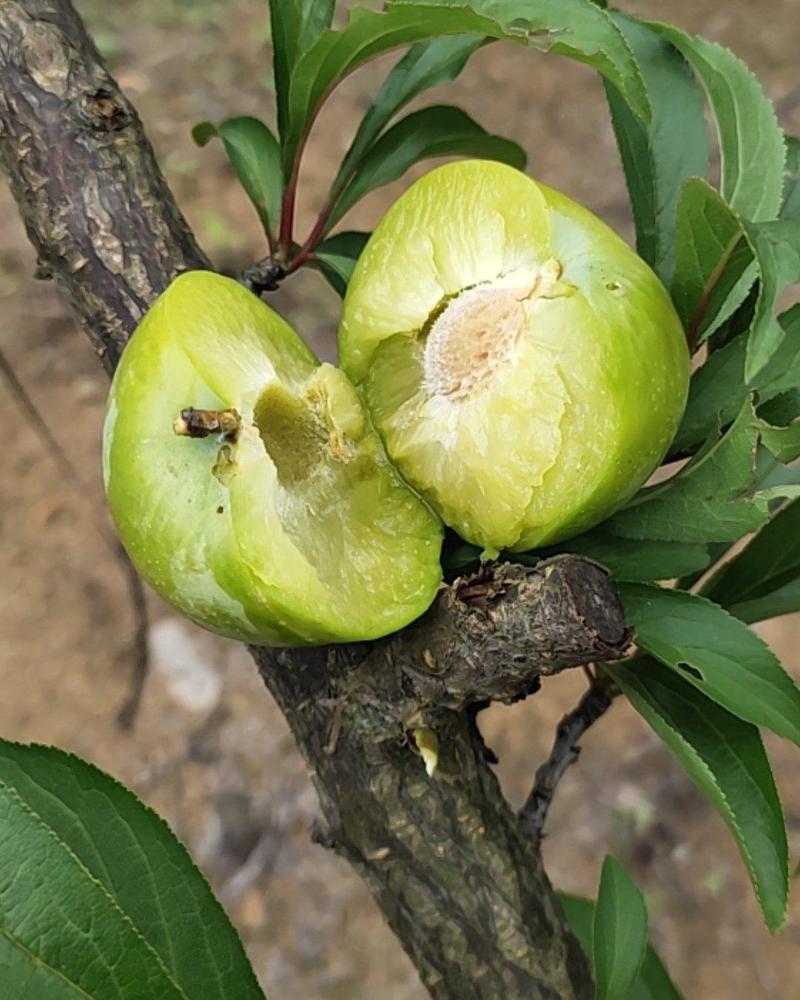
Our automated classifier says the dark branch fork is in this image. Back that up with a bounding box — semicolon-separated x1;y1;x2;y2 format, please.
0;3;630;997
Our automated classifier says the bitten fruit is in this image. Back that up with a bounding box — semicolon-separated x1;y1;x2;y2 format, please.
103;272;442;646
339;160;690;554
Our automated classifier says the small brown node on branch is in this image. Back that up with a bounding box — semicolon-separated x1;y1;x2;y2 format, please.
81;88;130;131
173;407;241;440
241;257;286;295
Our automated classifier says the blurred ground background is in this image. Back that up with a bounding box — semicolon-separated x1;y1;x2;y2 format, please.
2;1;800;997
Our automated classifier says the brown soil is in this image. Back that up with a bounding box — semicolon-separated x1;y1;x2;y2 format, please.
2;2;800;997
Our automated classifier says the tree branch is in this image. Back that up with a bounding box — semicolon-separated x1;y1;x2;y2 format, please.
0;0;208;373
519;674;618;847
0;3;628;996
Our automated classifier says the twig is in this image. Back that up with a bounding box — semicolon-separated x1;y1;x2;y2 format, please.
0;344;149;728
113;540;150;731
519;673;618;846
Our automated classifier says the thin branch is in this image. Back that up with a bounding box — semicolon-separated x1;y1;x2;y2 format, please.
519;673;619;846
0;344;149;728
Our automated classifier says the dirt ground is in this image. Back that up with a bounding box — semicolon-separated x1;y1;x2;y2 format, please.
2;1;800;997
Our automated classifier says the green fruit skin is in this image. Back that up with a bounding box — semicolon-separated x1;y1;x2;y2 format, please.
103;272;443;646
339;160;690;552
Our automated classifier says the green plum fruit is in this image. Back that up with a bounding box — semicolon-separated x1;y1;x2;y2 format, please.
339;160;690;554
103;272;443;646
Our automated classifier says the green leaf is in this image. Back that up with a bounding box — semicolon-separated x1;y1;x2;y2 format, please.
309;230;371;296
671;304;800;455
0;740;264;999
648;23;786;224
593;855;649;1000
761;303;800;398
328;104;526;227
704;497;800;623
604;14;709;282
670;178;755;346
269;0;335;139
530;529;710;583
745;220;800;381
283;0;650;173
557;892;681;1000
559;893;682;1000
759;391;800;464
618;582;800;746
331;34;484;199
611;400;769;544
781;135;800;220
193;117;283;242
611;659;789;932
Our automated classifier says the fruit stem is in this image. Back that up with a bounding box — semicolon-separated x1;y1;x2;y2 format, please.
173;408;241;440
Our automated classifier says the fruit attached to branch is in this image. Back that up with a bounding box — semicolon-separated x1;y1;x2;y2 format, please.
103;272;443;645
339;161;690;554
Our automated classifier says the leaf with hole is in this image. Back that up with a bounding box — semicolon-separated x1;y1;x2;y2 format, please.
0;739;265;998
618;582;800;745
328;104;526;228
593;855;649;1000
610;659;789;932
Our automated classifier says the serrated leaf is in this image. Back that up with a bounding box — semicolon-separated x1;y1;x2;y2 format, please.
648;23;786;224
670;178;755;346
704;497;800;623
0;740;264;999
611;400;769;544
671;304;800;455
331;34;484;200
270;0;335;139
611;659;789;932
781;135;800;220
618;582;800;746
593;855;649;1000
745;219;800;381
528;529;710;582
283;0;650;173
759;391;800;463
193;117;283;243
328;104;525;227
309;230;371;296
604;14;708;283
559;893;682;999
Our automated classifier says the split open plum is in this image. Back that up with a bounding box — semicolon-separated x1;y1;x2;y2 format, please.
103;272;443;646
339;160;690;554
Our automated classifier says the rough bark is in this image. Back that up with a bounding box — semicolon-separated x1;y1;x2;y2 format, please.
0;0;208;373
0;3;629;996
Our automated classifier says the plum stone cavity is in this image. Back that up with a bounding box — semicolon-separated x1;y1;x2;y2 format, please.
421;259;564;400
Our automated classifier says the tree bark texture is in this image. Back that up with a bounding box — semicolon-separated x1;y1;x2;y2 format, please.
0;3;631;997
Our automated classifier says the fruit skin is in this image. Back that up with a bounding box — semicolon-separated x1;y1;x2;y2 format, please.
103;271;443;646
339;160;690;553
